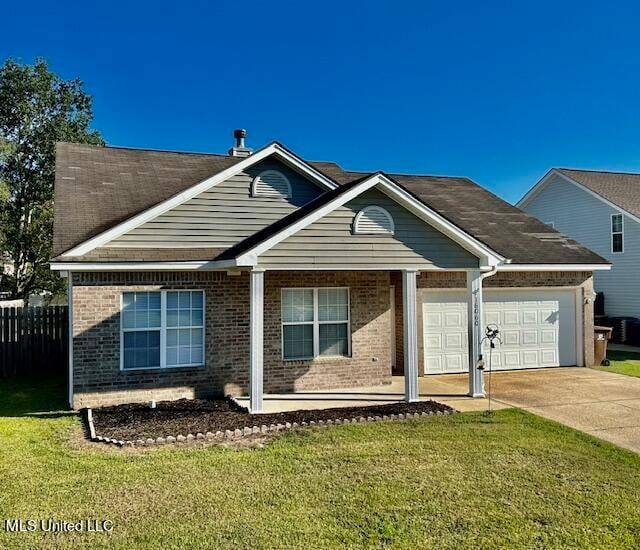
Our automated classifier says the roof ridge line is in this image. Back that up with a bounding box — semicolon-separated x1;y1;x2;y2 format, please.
558;167;640;177
60;141;236;158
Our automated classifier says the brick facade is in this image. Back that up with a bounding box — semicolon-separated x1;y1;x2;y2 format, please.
71;270;391;408
71;269;594;409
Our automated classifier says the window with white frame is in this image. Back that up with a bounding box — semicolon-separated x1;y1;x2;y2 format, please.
282;288;350;360
611;213;624;253
121;290;205;370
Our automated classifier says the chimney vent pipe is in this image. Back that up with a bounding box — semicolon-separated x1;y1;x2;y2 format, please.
229;128;252;157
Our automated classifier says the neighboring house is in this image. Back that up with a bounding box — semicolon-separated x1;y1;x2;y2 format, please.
518;168;640;318
51;132;609;411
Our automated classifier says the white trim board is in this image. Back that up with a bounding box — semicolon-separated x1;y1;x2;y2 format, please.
50;262;610;273
496;264;610;272
50;259;254;272
239;173;506;268
60;142;339;258
517;169;640;226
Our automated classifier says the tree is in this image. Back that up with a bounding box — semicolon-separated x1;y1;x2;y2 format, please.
0;58;103;301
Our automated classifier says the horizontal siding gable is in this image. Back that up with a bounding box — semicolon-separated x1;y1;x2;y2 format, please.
258;187;479;269
522;173;640;317
105;158;325;249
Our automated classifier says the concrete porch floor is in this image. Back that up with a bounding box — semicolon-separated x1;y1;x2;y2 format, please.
236;374;507;413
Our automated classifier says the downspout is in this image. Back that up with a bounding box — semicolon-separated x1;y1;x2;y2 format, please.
480;264;500;283
475;262;506;395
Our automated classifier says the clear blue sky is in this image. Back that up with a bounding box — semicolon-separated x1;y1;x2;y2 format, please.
3;1;640;203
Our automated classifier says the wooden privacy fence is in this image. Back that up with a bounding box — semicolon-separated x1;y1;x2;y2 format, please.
0;306;68;378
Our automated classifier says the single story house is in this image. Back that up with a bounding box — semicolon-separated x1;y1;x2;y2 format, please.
518;168;640;318
51;131;610;411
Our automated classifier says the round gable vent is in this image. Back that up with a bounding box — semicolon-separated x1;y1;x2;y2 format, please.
353;206;395;235
251;170;292;199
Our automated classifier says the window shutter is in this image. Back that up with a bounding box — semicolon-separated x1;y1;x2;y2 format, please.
252;170;292;199
353;206;395;235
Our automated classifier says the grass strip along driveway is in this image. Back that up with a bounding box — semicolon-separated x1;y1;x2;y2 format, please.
593;349;640;379
1;377;640;549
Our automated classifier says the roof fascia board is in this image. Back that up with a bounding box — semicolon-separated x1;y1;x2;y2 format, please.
61;142;339;257
237;173;505;267
496;263;610;271
518;169;640;225
50;258;254;271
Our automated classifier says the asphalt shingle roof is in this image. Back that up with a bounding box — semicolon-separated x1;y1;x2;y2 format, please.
557;168;640;219
53;143;242;256
53;142;608;266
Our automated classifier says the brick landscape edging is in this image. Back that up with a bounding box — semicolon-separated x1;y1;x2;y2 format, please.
85;407;457;448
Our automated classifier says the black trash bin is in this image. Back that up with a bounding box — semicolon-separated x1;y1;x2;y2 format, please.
607;317;639;344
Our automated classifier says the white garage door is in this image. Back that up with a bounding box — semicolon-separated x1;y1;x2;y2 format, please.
422;289;578;374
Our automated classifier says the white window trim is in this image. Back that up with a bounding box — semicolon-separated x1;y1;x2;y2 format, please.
611;213;624;254
120;289;206;371
251;169;292;199
352;205;395;235
281;287;351;361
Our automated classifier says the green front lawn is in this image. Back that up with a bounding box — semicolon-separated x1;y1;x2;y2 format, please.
593;349;640;378
1;379;640;549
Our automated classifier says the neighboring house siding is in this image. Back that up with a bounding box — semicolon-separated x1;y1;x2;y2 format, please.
522;174;640;317
106;159;324;249
258;187;480;269
71;270;392;408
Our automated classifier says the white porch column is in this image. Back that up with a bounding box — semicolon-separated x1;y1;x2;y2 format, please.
467;270;485;397
249;269;265;413
402;269;419;402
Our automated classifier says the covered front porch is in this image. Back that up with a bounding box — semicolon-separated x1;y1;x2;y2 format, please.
238;374;499;413
247;268;487;413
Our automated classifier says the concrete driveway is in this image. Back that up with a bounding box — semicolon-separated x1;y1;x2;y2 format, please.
429;368;640;453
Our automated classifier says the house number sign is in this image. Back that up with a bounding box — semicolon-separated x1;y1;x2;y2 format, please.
473;295;480;327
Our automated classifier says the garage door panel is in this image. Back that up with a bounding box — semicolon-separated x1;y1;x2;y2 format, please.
425;334;441;349
444;354;465;372
425;355;443;373
503;310;519;324
445;333;464;349
541;330;556;344
522;350;539;366
502;330;519;346
503;351;521;368
485;311;501;325
423;289;577;374
541;349;557;365
444;312;463;327
425;312;443;328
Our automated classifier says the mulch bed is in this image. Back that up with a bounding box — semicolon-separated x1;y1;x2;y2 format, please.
91;397;454;441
